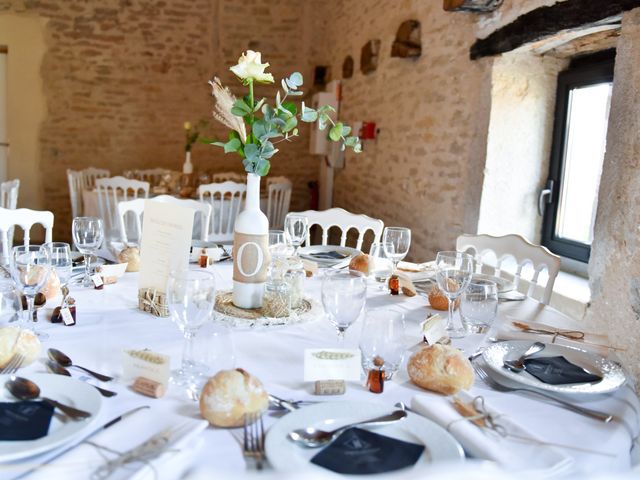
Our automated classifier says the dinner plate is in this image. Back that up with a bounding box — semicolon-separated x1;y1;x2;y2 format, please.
265;401;464;474
71;252;106;271
0;373;102;462
482;340;626;395
298;246;360;267
415;273;514;293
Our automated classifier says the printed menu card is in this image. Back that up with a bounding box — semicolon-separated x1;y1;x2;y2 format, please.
138;200;194;293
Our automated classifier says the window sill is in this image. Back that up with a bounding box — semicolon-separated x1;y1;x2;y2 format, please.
548;269;590;320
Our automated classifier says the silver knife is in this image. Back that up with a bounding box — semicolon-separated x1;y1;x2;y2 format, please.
14;405;150;479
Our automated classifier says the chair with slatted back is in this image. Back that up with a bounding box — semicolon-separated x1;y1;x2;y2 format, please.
131;168;171;187
211;172;245;183
198;181;246;243
456;233;561;305
292;208;384;251
266;179;292;229
81;167;110;189
96;176;149;242
1;180;20;247
0;207;54;264
67;170;85;219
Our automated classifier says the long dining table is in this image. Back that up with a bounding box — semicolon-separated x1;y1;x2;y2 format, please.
1;261;639;479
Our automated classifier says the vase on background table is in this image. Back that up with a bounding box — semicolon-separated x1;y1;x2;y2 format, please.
233;173;270;308
180;151;195;198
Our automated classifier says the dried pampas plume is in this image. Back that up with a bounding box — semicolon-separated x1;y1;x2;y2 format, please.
209;77;247;143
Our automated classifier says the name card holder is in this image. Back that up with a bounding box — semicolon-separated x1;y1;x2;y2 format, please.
138;288;169;318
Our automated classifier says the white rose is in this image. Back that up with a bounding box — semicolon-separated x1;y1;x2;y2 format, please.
230;50;274;84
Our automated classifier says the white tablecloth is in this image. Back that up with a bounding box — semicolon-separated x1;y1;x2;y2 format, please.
1;264;638;479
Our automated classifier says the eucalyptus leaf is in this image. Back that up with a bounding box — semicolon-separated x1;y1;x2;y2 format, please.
344;135;359;147
283;116;298;133
276;91;281;107
256;158;271;176
254;98;266;112
281;79;289;93
224;138;241;153
244;143;259;162
281;102;297;116
329;122;343;141
354;142;362;153
341;125;352;136
288;72;303;87
211;141;226;148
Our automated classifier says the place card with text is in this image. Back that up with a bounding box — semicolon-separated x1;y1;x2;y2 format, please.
304;348;361;382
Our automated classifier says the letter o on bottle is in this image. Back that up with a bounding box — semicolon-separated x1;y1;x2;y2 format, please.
236;242;264;278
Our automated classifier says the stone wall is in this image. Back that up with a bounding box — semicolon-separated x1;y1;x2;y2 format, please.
0;0;319;241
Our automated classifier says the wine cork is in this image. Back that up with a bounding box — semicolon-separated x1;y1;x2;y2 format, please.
314;380;346;395
132;376;166;398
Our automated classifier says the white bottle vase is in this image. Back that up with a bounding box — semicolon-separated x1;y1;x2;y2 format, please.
183;151;193;174
232;173;270;308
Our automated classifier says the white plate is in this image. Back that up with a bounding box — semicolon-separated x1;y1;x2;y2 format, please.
471;273;515;294
0;373;102;462
71;252;106;271
298;246;360;267
265;401;464;474
482;340;626;395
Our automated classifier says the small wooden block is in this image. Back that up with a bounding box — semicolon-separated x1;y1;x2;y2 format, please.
133;376;166;398
314;379;346;395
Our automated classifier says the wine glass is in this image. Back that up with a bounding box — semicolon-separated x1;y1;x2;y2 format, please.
359;309;406;380
10;245;51;339
369;242;394;289
72;217;104;287
268;230;291;259
45;242;72;294
285;214;309;254
460;279;498;334
435;251;474;339
0;282;22;326
382;227;411;272
321;270;366;344
166;269;216;386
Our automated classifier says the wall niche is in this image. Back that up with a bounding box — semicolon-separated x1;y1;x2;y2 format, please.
342;56;354;79
360;39;381;74
391;20;421;58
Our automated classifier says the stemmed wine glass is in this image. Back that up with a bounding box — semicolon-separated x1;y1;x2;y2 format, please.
72;217;104;287
321;270;367;344
359;309;407;380
10;245;51;339
382;227;411;273
435;251;474;339
46;242;72;297
166;269;216;386
284;214;309;255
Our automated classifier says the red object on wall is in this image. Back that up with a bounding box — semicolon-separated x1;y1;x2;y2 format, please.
360;122;377;140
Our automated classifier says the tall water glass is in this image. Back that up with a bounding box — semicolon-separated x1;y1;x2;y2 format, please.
10;245;51;339
72;217;104;287
321;270;367;343
285;214;309;254
369;242;394;288
460;280;498;334
166;269;216;386
359;310;406;380
435;251;474;339
0;283;21;326
383;227;411;272
46;242;72;292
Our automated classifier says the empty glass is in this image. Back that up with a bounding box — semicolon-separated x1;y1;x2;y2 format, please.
0;283;21;326
72;217;104;287
321;270;367;343
359;310;406;380
269;230;291;259
167;269;216;386
46;242;72;292
10;245;51;339
435;251;474;339
460;279;498;334
383;227;411;272
285;214;309;254
187;321;235;399
369;242;394;288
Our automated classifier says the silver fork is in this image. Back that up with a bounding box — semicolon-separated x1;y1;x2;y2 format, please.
0;353;24;374
243;411;265;470
472;363;614;423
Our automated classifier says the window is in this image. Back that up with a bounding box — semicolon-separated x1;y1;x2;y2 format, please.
541;51;614;263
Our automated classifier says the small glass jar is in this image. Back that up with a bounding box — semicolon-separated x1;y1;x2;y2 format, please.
284;258;305;309
262;280;292;319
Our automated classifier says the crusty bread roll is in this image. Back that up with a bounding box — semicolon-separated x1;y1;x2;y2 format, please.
407;344;474;395
42;269;61;300
398;275;416;297
0;327;41;369
118;247;140;272
199;368;268;427
428;285;460;311
349;254;370;276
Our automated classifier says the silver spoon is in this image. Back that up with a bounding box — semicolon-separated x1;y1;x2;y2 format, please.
5;376;92;420
503;341;545;373
288;410;407;448
46;360;118;398
47;348;113;382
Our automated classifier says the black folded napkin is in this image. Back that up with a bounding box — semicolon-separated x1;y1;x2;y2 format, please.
310;427;424;474
524;356;603;385
0;401;55;441
307;251;347;260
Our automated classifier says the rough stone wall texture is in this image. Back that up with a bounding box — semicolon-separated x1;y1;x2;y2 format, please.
0;0;319;241
586;8;640;383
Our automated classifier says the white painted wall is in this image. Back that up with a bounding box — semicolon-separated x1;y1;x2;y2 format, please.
0;52;6;183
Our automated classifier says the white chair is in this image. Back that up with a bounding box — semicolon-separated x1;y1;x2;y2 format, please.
117;197;212;245
0;207;54;262
0;179;19;209
96;176;149;241
456;233;561;305
292;208;384;251
81;167;110;189
211;172;245;183
67;170;84;219
198;181;246;243
266;180;292;229
131;168;171;187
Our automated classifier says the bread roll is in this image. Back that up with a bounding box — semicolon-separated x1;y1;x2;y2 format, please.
118;247;141;272
42;269;61;300
428;285;460;311
199;368;268;427
349;254;370;276
407;344;474;395
0;327;41;368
